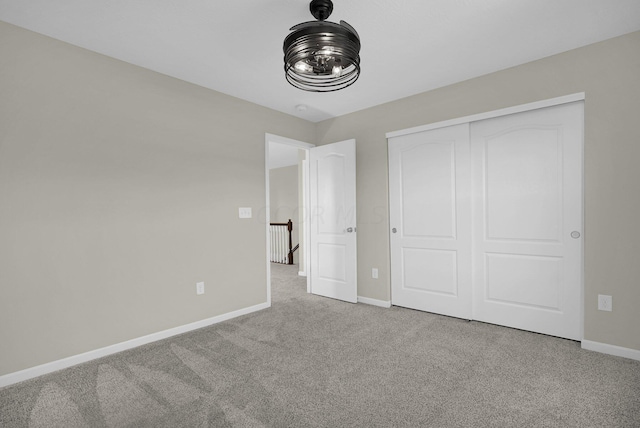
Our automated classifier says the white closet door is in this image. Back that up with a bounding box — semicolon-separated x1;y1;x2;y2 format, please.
470;102;583;340
389;124;472;319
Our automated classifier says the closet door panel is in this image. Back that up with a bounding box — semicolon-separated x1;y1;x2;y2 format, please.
484;128;561;242
389;124;472;319
471;102;583;340
401;142;456;239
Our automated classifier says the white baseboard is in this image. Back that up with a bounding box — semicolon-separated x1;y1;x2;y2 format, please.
0;302;270;388
357;296;392;308
298;271;306;277
581;339;640;361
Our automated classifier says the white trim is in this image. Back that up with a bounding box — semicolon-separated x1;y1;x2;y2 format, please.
386;93;586;139
578;104;586;341
0;302;269;388
581;340;640;362
298;271;307;277
357;296;392;308
265;140;271;306
301;159;311;293
265;133;315;149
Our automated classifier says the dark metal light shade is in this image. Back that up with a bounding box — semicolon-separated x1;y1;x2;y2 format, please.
283;1;361;92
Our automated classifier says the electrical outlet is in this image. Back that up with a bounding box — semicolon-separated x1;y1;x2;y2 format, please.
597;294;612;311
196;281;205;295
372;268;378;279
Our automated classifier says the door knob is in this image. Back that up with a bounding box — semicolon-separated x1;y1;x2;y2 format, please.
346;227;354;233
392;228;397;233
571;231;581;239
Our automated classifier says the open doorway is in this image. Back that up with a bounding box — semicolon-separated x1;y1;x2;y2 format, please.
265;134;314;306
266;134;358;306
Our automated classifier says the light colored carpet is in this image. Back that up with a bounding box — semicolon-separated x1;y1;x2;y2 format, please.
1;263;639;427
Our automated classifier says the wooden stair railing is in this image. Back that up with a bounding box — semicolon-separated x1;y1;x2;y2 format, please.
269;219;298;264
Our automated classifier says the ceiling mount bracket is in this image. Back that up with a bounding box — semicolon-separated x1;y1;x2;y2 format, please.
310;0;333;21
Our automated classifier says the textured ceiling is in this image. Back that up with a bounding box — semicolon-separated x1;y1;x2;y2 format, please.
1;0;639;122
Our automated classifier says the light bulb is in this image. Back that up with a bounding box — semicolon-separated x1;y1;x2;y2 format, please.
294;61;313;74
332;65;342;77
317;47;334;56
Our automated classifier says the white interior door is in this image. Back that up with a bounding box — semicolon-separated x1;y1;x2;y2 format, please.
389;124;472;319
309;139;357;303
471;102;583;340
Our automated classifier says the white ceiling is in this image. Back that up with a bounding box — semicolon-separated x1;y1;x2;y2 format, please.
1;0;639;122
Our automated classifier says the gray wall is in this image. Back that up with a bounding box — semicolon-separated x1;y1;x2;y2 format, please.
1;19;639;377
269;165;299;265
315;31;640;352
0;21;314;376
269;165;299;226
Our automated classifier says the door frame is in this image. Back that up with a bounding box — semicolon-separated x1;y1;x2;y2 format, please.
265;134;315;306
386;92;585;339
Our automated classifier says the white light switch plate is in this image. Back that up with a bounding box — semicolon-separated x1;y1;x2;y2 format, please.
239;207;252;218
597;294;612;311
196;282;205;295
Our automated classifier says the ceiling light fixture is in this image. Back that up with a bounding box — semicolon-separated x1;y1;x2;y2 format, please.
283;0;361;92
